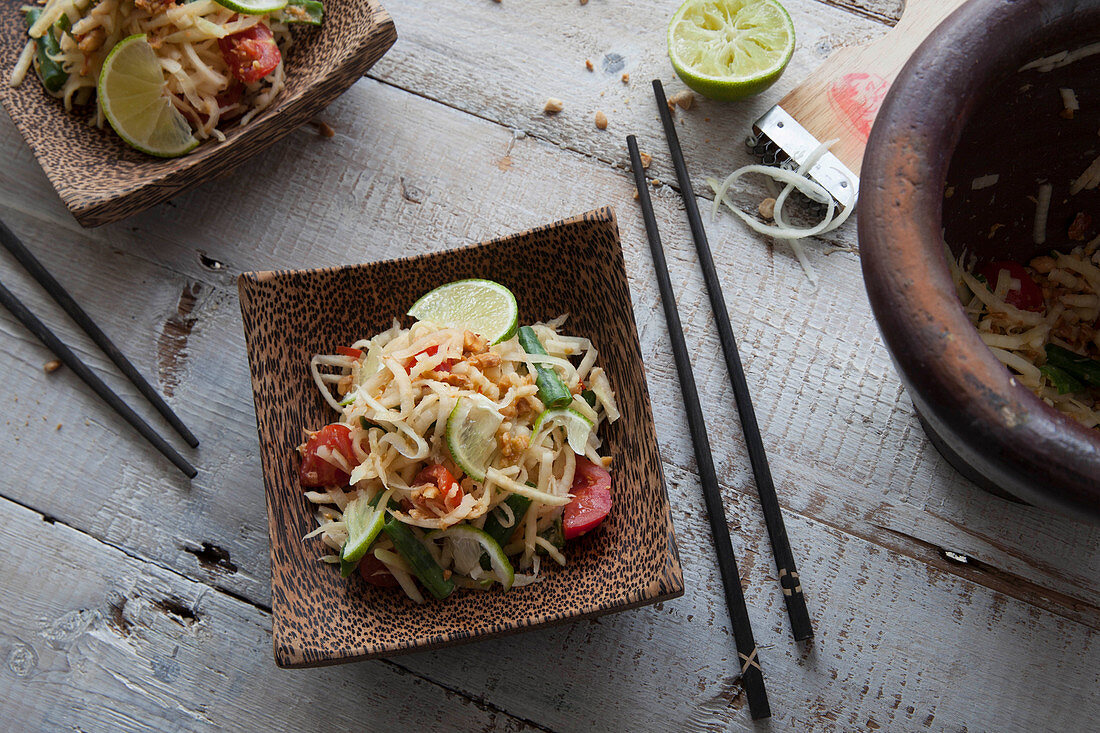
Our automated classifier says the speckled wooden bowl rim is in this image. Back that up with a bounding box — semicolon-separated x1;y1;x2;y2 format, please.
859;0;1100;519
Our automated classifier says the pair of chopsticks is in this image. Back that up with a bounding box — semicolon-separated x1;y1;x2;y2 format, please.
626;79;814;720
0;219;198;478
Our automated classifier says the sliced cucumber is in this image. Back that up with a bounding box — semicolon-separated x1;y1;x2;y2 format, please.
480;493;532;570
518;326;573;408
536;516;565;555
445;395;504;482
433;525;514;591
339;492;389;577
532;406;593;454
383;519;454;600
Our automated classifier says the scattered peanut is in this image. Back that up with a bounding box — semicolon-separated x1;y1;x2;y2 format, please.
621;73;630;84
585;59;594;71
43;360;62;374
639;151;652;169
77;27;106;54
669;90;695;110
543;97;564;114
595;110;608;130
632;187;639;200
758;198;776;220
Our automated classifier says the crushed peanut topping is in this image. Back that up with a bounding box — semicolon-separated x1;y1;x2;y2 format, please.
463;330;489;355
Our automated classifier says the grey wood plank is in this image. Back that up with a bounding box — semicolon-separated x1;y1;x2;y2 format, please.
0;495;540;733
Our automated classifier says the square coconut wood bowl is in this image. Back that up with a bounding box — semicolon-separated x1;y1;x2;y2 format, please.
0;0;396;227
238;208;685;667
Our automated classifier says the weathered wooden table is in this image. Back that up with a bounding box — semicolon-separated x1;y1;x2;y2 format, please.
2;0;1098;730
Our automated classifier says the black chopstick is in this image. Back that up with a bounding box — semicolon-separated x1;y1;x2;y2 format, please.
0;278;196;479
628;134;770;720
652;79;813;642
0;219;199;448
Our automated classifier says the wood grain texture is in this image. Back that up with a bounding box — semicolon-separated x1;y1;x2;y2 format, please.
239;209;683;665
0;0;1098;726
0;496;541;733
0;0;397;226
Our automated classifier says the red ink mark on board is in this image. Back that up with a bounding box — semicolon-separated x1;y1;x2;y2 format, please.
828;72;890;141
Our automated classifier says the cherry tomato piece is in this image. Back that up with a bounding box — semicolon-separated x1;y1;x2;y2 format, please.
218;23;281;84
564;457;612;540
359;554;400;587
298;424;354;487
978;260;1044;312
414;464;464;511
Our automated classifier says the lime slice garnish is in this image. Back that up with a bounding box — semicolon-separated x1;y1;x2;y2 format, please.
340;493;388;573
532;407;594;455
667;0;795;102
98;35;198;158
429;525;515;590
445;395;504;482
408;279;519;345
213;0;288;14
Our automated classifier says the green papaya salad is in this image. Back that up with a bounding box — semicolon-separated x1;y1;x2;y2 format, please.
297;280;620;602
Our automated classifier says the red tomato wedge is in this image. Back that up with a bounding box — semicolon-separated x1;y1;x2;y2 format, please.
359;554;399;587
414;464;464;512
336;346;363;359
564;457;612;540
298;424;354;487
218;23;281;84
978;260;1044;312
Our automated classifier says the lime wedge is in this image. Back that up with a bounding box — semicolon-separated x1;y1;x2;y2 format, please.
408;279;519;345
667;0;795;102
430;525;515;591
532;407;593;455
445;395;504;482
98;35;198;158
213;0;288;14
340;492;388;575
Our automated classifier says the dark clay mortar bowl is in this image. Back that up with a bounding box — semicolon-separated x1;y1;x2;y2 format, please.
859;0;1100;522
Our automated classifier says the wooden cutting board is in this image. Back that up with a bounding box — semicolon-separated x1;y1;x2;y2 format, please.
753;0;970;200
